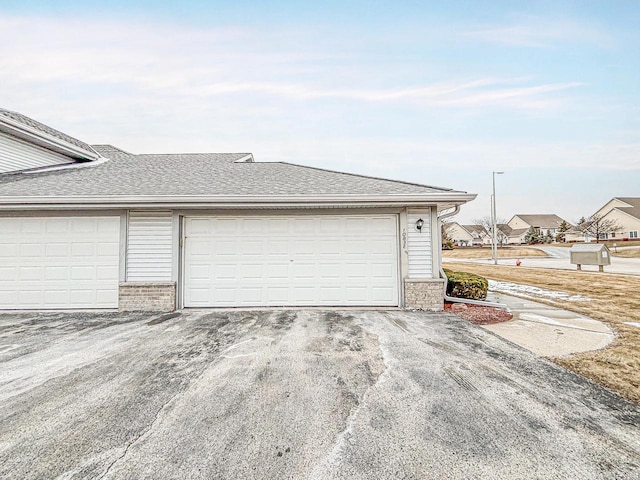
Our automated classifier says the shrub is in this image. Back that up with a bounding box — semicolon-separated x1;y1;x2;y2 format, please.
443;268;488;300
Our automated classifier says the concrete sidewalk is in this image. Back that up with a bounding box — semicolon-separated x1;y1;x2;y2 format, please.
484;292;615;357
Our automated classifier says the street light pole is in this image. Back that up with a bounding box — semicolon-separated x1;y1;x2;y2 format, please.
491;171;504;265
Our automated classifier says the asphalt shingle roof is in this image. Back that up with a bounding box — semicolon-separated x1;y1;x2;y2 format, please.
0;145;459;198
0;109;97;154
513;214;567;229
615;197;640;220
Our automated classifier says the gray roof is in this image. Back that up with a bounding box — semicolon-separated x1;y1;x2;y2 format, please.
614;197;640;220
461;224;488;235
0;109;96;154
513;214;567;229
0;145;463;199
508;228;529;237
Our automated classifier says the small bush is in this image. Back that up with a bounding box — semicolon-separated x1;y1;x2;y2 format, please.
443;268;488;300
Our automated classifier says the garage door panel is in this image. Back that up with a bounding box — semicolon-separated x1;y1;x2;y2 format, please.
184;214;399;307
0;216;120;309
20;243;43;257
372;287;395;303
293;263;315;279
97;265;119;281
213;264;236;280
44;290;69;306
0;266;18;279
45;266;68;280
239;241;262;255
45;243;69;257
20;267;42;280
240;264;263;279
0;243;18;257
97;242;119;257
293;240;315;255
45;218;70;233
21;219;44;234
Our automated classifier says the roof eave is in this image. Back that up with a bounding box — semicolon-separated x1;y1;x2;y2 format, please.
0;193;477;210
0;116;101;162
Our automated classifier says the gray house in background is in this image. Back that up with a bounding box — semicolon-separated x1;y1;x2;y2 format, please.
0;109;475;311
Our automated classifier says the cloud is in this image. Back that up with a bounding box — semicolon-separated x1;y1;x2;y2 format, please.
463;16;614;48
0;14;583;113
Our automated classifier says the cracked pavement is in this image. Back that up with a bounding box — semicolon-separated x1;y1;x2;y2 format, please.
1;310;639;479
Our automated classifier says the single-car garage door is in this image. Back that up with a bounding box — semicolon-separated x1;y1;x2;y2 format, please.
0;216;120;309
183;214;399;307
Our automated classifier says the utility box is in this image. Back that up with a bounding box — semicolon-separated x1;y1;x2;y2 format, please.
570;244;611;272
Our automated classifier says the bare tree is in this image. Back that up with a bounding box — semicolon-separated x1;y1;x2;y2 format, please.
441;219;454;249
579;214;623;243
472;216;509;245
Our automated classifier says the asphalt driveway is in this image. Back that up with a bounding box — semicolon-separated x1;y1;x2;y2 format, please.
1;310;638;479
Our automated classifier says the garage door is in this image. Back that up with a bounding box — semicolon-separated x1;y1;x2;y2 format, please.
184;214;399;307
0;217;120;309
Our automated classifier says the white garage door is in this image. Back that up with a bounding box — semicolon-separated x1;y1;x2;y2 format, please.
184;214;399;307
0;216;120;309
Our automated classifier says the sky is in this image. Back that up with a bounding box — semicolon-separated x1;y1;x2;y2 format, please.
1;0;638;223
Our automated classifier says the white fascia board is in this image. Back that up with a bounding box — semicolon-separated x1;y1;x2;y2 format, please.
0;117;101;161
0;193;477;210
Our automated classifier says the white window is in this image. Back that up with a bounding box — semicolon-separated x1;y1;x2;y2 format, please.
630;231;638;239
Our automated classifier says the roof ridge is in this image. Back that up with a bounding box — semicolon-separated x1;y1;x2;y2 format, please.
133;152;252;156
274;161;458;193
0;108;97;156
92;144;133;155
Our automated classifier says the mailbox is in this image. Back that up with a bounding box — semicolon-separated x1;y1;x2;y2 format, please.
569;244;611;272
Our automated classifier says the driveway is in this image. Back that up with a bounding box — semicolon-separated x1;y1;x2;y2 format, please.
1;310;638;479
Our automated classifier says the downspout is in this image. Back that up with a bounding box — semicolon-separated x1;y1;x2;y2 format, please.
438;206;507;309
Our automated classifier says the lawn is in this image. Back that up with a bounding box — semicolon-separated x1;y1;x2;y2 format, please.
442;247;548;259
442;262;640;406
612;247;640;258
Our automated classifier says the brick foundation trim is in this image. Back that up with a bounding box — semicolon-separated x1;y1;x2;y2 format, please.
119;282;176;312
404;278;445;311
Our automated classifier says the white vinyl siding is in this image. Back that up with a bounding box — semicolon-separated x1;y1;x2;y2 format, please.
0;216;120;309
183;214;399;307
407;208;432;278
126;211;173;281
0;131;75;173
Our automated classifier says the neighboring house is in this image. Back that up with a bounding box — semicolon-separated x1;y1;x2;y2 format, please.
584;197;640;242
495;224;512;245
507;214;570;243
445;222;488;246
0;109;475;312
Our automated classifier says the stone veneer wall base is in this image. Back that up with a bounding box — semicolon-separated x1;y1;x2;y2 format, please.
119;282;176;312
404;278;445;311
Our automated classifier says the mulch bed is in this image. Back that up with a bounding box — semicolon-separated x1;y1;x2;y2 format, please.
444;302;513;325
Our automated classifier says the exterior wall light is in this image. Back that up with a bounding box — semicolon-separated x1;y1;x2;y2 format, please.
416;218;424;232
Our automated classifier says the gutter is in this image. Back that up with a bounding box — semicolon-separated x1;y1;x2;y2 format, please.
0;116;101;162
0;193;478;210
437;205;507;310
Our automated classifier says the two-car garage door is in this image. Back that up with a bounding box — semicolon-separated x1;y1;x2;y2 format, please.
183;214;399;307
0;217;120;309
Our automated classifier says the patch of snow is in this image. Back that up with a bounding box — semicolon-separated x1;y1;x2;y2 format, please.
488;280;591;302
624;322;640;329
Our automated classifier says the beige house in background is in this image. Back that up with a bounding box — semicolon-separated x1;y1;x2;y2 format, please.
507;214;570;243
445;222;488;246
588;197;640;241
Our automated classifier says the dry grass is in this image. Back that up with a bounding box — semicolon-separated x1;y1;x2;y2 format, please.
612;248;640;258
443;262;640;405
443;247;547;259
